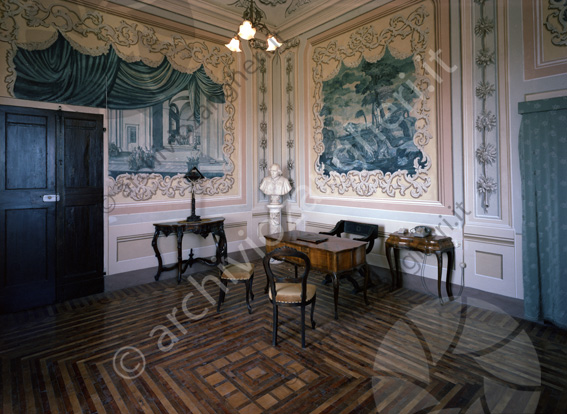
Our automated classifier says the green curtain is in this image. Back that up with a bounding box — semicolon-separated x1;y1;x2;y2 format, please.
13;34;225;113
518;96;567;329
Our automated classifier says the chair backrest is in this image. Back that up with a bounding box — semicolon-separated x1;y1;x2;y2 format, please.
322;220;379;253
263;247;311;302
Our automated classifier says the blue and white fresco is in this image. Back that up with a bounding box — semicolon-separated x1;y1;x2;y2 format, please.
318;49;424;176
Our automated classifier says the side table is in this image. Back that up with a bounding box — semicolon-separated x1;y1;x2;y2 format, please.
152;217;228;283
385;232;455;300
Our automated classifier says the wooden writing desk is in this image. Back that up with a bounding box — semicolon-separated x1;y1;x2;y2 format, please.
265;230;369;320
385;232;455;300
152;217;227;283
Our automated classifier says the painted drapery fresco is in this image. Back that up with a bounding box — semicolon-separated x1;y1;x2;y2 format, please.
13;35;228;180
1;0;236;201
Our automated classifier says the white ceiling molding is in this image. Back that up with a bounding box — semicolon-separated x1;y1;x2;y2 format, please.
107;0;382;39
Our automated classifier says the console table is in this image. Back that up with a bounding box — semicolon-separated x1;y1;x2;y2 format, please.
265;230;369;320
385;232;455;300
152;217;227;283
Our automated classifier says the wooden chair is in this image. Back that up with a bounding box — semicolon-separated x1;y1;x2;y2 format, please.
263;247;316;348
217;262;255;314
320;220;379;292
320;220;379;253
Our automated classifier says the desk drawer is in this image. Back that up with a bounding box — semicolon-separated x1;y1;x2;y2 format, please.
266;240;309;255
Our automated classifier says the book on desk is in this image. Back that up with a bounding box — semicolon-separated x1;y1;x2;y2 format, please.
296;234;328;244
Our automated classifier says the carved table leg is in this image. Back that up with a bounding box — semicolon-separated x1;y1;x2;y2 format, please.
385;244;396;291
176;227;184;284
435;251;444;300
213;227;228;265
394;248;403;290
362;263;369;305
219;227;228;263
332;272;340;320
152;228;164;281
446;248;455;298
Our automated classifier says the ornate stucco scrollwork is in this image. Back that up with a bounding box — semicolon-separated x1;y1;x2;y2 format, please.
108;173;235;201
544;0;567;46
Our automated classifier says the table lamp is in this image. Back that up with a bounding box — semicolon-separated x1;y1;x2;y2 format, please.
185;166;204;222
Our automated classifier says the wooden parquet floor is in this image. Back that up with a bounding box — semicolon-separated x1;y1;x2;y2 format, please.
1;261;566;413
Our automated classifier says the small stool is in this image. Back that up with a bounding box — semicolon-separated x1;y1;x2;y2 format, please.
217;263;255;313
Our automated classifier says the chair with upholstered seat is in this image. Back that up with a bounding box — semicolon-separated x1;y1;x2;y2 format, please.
217;262;255;314
263;247;316;348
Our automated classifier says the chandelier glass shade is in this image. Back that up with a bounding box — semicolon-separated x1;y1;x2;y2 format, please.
238;20;256;40
225;37;242;52
225;0;282;52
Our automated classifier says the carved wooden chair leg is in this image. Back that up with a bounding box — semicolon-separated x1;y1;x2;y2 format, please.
272;305;278;346
301;305;306;348
217;263;254;313
311;298;317;329
245;278;253;314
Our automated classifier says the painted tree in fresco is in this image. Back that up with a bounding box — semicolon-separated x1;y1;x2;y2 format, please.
356;51;416;128
319;48;422;175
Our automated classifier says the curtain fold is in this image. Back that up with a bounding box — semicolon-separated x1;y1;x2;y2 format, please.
518;96;567;329
14;35;121;107
12;34;225;111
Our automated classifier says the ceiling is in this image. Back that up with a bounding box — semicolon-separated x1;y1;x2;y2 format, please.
109;0;381;39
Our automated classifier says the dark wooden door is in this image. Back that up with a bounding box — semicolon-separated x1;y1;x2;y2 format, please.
56;112;104;301
0;106;103;312
0;107;57;312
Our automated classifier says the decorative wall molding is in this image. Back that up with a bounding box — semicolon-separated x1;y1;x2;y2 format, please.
473;0;499;214
523;0;567;80
462;0;516;298
256;51;270;202
284;52;296;199
463;0;513;227
255;39;300;204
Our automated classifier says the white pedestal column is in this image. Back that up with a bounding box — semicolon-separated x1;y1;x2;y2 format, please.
267;195;284;235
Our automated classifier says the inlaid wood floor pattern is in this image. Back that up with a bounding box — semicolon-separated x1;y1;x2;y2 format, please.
1;261;566;413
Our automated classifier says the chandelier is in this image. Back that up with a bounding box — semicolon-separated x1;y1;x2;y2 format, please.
226;0;282;52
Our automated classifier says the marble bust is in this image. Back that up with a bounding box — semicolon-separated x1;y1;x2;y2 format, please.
260;163;291;204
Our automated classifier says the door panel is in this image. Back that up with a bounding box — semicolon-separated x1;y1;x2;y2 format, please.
1;107;104;312
0;107;57;312
57;112;103;301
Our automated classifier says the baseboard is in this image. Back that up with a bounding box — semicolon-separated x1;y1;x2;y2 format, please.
105;248;524;320
371;265;525;320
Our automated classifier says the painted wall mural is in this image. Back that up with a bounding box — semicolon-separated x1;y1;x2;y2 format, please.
318;50;422;177
0;0;237;202
106;65;227;180
308;0;453;206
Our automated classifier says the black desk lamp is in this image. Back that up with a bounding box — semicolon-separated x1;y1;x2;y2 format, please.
185;166;204;222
